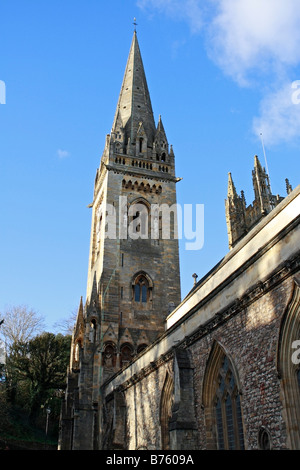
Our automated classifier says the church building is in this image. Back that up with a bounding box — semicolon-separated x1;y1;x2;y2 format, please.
58;31;300;451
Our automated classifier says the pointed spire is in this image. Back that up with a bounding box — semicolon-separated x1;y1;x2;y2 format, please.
254;154;262;168
78;296;83;317
227;172;238;199
254;154;265;176
153;114;169;160
155;115;168;142
89;272;98;308
157;114;165;133
73;297;84;340
225;172;247;250
226;154;286;250
111;32;156;148
252;154;273;213
77;296;84;324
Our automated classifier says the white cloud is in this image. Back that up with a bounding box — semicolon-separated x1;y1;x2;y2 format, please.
210;0;300;145
57;149;70;159
253;81;300;146
138;1;300;84
208;0;300;86
138;0;300;146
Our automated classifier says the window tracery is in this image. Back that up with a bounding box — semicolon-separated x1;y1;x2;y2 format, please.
214;356;244;450
132;272;153;304
203;343;245;450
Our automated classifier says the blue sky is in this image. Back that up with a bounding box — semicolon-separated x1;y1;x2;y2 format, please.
1;0;300;332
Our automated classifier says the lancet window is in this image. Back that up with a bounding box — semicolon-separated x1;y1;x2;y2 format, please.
132;272;153;305
214;356;244;450
203;343;245;450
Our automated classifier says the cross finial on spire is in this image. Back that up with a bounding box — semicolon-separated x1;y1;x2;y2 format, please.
133;17;138;32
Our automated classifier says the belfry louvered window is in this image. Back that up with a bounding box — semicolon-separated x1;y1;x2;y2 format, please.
214;356;244;450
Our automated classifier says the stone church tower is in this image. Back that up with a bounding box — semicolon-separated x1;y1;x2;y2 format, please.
59;31;181;450
225;155;290;249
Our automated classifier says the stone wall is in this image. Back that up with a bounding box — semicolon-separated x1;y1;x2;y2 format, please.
100;187;300;450
101;271;299;450
189;275;295;450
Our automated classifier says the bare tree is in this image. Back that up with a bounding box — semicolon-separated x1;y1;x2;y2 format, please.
0;305;46;347
53;308;77;336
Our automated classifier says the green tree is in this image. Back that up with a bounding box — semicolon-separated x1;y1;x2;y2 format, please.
8;332;71;425
0;319;4;381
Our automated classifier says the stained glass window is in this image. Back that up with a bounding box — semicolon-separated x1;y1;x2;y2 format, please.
214;356;244;450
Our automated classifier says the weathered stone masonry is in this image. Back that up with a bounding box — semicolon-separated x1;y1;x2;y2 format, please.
58;29;300;450
101;256;300;449
99;188;300;450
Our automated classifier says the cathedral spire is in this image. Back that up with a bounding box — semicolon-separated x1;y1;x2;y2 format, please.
111;31;156;150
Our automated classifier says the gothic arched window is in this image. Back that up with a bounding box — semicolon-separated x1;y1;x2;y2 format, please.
277;280;300;449
131;272;153;306
133;275;149;303
203;342;245;450
214;356;244;450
